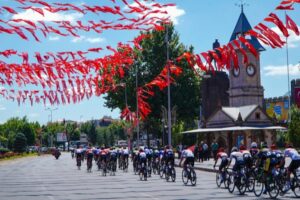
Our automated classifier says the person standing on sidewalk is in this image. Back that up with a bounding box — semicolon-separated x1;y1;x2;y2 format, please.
211;141;219;161
202;142;208;161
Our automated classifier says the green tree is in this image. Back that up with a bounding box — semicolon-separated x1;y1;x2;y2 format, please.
14;132;27;153
80;121;97;145
104;24;201;141
288;106;300;147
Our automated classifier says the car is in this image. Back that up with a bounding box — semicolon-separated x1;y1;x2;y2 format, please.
41;147;48;152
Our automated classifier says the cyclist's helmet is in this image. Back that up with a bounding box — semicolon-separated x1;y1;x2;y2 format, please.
271;144;277;150
231;147;238;152
218;147;225;153
251;142;257;148
261;142;268;148
239;145;246;151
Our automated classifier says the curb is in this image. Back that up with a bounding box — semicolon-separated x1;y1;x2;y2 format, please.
175;164;217;173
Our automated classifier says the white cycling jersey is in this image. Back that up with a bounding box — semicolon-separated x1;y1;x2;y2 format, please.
181;149;194;158
284;148;300;160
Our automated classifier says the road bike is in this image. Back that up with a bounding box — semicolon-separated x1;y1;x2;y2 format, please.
182;163;196;186
165;161;176;182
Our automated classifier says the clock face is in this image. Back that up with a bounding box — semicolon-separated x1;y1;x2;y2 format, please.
246;64;256;76
233;67;240;77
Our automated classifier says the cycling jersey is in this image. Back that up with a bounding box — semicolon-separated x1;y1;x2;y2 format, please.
284;148;300;160
230;151;244;171
181;149;194;158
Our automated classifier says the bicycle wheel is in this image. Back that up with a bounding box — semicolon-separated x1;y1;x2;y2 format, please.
267;177;279;199
160;167;165;179
171;168;176;182
190;169;197;186
292;175;300;197
139;170;143;181
227;173;235;193
246;173;255;192
182;169;189;185
165;169;170;182
253;178;264;197
216;172;222;188
237;174;247;195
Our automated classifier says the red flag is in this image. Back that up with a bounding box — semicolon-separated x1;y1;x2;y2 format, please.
286;14;299;35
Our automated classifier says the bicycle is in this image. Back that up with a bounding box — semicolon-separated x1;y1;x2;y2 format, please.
253;167;265;197
182;163;196;186
101;160;107;176
227;166;247;195
87;157;93;173
165;161;176;182
215;166;229;188
139;161;147;181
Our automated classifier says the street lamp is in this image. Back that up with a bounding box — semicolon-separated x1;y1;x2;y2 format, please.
136;64;140;148
45;107;58;123
45;107;58;147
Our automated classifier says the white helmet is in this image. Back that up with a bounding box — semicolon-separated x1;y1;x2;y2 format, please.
251;142;257;148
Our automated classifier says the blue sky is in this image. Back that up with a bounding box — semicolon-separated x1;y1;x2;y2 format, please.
0;0;299;124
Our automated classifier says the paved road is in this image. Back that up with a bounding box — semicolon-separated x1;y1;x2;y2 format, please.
0;153;296;200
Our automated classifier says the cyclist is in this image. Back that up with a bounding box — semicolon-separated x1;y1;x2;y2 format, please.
239;145;252;169
138;148;147;174
213;147;228;174
164;145;175;167
86;146;94;171
250;142;259;157
75;146;83;169
122;147;129;170
109;147;118;172
282;144;300;191
228;146;244;172
145;147;152;167
179;146;195;169
99;147;108;170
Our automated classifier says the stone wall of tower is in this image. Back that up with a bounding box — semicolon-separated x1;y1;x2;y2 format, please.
202;71;229;120
229;51;264;107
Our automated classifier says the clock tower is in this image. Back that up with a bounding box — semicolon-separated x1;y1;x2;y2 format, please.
229;8;265;107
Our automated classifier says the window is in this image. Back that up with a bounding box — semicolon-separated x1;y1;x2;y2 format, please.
255;112;261;120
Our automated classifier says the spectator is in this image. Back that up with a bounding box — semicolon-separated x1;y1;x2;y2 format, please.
194;144;199;162
202;142;208;161
211;141;219;161
199;141;204;162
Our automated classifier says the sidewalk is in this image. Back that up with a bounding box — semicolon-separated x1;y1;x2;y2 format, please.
174;158;217;173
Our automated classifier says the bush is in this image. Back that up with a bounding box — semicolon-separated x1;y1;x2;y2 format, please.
0;148;10;154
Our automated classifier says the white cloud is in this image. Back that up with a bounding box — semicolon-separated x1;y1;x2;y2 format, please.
263;63;300;76
71;36;106;43
49;36;60;41
28;113;40;118
125;3;185;25
86;37;105;43
0;104;6;111
71;36;86;43
262;27;300;49
12;8;83;23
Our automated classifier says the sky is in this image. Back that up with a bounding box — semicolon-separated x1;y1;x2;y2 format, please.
0;0;299;125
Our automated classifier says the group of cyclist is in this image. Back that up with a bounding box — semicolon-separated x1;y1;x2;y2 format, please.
214;141;300;198
72;145;130;175
131;145;176;181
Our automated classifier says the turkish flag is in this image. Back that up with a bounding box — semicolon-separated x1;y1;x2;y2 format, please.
295;87;300;108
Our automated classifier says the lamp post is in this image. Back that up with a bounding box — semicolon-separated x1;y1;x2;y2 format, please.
136;64;140;148
164;23;172;147
45;107;58;147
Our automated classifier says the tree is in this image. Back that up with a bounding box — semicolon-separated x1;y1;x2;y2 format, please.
104;24;201;141
80;121;97;145
288;106;300;147
14;132;27;153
